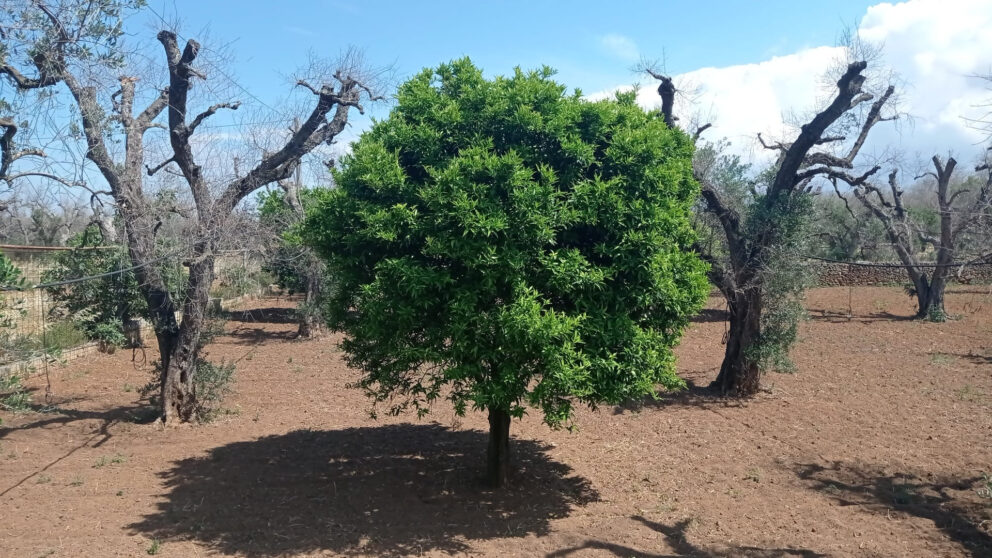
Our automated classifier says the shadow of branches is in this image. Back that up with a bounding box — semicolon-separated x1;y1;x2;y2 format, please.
795;462;991;557
546;515;826;557
690;308;730;323
613;381;742;413
221;306;299;325
129;423;598;556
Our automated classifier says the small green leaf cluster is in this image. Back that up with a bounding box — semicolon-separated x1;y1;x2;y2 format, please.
0;253;26;330
258;188;323;294
42;231;145;348
303;58;708;427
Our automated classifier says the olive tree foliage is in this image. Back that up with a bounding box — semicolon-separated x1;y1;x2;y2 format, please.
257;184;328;337
0;0;381;423
808;194;887;261
648;61;897;396
303;59;708;487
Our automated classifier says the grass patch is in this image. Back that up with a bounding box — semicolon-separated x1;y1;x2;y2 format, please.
955;385;983;402
929;353;956;367
93;452;128;468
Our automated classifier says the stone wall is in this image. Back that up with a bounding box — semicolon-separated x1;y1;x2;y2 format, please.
811;261;992;287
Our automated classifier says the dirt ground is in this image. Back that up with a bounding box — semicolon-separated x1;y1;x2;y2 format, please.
1;285;990;558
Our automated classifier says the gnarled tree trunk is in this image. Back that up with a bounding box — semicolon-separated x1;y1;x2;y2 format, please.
710;288;762;395
913;270;947;321
160;250;215;423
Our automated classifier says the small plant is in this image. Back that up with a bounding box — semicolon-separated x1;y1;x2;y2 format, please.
193;359;236;421
891;482;915;505
977;473;992;501
0;372;32;412
92;320;128;352
955;385;982;402
94;452;128;468
927;304;948;323
68;476;84;487
35;474;52;484
146;539;162;555
930;353;955;367
744;467;762;483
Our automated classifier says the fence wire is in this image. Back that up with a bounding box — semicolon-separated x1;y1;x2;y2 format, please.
0;246;267;387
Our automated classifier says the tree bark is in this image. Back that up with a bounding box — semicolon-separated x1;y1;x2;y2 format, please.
710;288;762;396
160;250;215;423
914;274;947;321
297;270;326;338
486;407;511;488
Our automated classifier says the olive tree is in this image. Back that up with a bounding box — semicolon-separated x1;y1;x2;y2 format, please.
303;59;708;487
648;61;896;395
833;156;992;320
0;1;380;422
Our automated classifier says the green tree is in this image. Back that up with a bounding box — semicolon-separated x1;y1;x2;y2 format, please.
258;187;328;337
303;59;708;487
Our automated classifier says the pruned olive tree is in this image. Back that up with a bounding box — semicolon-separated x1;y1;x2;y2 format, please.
833;155;992;320
647;61;896;395
0;0;380;422
303;59;709;487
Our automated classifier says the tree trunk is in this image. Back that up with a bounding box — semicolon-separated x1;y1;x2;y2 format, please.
710;289;762;396
160;251;215;423
297;269;325;338
486;407;511;488
915;275;947;321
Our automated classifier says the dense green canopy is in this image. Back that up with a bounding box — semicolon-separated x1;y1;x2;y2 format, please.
303;58;708;428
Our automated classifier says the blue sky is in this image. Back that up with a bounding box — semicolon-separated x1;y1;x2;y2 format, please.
133;0;991;170
142;0;880;109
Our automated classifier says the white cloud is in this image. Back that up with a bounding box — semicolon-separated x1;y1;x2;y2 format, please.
593;0;992;167
600;34;639;63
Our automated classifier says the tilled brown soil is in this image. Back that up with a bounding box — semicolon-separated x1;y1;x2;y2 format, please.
1;286;990;557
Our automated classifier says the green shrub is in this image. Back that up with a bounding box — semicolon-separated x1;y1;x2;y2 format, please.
0;372;31;413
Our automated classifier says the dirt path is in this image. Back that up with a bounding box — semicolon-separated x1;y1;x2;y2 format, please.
1;286;990;557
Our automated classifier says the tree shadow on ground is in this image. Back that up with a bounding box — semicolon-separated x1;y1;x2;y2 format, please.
0;398;157;497
613;380;743;413
0;399;155;441
546;515;825;557
691;308;729;323
795;462;991;557
221;307;299;325
805;309;914;323
129;423;598;557
218;326;298;346
955;352;992;366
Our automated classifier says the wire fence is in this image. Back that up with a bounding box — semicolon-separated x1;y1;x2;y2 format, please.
0;245;270;382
